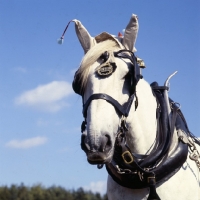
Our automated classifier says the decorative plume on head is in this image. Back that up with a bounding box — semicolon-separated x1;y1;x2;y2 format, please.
58;14;139;53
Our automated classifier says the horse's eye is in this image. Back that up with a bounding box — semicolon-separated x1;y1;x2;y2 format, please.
99;51;109;62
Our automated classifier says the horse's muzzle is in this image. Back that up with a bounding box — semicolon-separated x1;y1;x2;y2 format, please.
81;133;113;164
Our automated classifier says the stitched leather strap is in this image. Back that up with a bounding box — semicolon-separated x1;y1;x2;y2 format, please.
83;93;135;118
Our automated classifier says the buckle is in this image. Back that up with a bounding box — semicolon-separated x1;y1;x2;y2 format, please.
147;176;156;184
122;151;134;164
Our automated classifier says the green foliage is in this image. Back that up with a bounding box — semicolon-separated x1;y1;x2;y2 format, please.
0;184;108;200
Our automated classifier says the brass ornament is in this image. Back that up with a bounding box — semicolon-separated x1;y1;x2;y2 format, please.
97;62;116;76
97;51;117;77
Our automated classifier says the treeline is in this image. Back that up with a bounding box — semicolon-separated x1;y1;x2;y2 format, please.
0;184;108;200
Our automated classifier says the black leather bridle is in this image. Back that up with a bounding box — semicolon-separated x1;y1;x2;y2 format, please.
72;49;142;130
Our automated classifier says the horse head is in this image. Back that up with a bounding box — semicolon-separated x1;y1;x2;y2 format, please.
72;15;143;165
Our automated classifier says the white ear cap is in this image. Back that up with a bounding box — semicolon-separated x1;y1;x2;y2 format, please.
122;14;139;51
73;19;95;54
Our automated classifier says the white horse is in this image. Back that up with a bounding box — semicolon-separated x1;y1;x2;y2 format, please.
65;14;200;200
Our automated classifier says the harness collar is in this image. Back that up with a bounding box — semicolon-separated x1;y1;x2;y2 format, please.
106;85;190;200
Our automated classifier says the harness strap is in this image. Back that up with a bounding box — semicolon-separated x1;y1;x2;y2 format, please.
170;103;179;135
151;86;169;91
83;93;135;118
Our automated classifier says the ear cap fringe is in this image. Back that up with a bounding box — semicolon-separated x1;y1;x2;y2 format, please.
122;14;139;52
57;37;64;44
57;20;73;45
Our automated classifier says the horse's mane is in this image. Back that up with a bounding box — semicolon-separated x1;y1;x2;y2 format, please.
76;39;121;92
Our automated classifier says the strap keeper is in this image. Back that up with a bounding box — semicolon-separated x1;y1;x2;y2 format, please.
147;176;156;184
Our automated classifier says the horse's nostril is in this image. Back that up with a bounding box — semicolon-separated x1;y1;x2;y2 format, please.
105;134;112;146
81;134;90;151
100;134;112;152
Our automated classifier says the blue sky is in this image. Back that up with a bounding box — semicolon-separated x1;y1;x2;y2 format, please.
0;0;199;195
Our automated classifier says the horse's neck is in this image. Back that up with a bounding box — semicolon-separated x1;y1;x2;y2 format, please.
126;79;157;154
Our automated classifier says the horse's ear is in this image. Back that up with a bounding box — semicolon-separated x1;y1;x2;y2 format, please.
122;14;139;52
73;19;95;54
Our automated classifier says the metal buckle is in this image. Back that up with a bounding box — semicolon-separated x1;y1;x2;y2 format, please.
122;151;134;164
147;176;156;184
115;165;137;174
171;101;181;110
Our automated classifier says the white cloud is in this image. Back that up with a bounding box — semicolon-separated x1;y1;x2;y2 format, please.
15;81;74;112
84;181;107;195
5;136;48;149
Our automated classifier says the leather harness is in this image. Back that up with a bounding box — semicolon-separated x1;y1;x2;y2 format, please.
106;87;189;200
72;50;198;200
